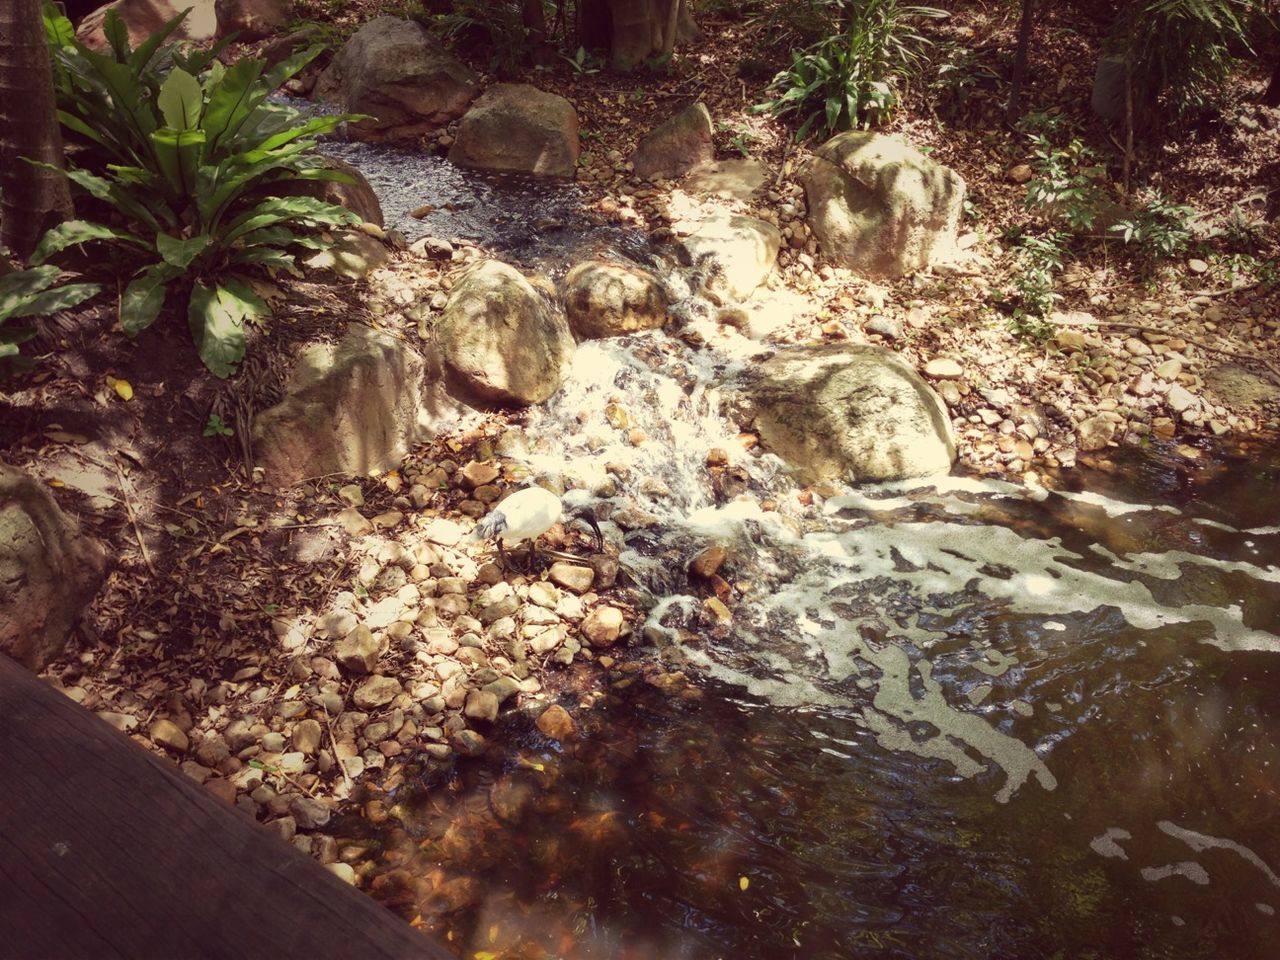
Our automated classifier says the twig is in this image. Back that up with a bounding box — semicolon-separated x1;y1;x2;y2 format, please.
113;460;157;577
322;699;353;793
1188;281;1260;298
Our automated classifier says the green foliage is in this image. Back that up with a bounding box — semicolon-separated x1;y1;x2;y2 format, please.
203;412;235;437
37;4;360;379
563;45;603;75
1022;126;1109;232
1108;190;1196;261
0;266;101;373
425;0;530;74
930;43;1000;116
1109;0;1258;120
753;0;946;139
1007;230;1066;341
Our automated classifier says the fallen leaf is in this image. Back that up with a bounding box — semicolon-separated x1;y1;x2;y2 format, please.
739;876;750;891
105;375;134;401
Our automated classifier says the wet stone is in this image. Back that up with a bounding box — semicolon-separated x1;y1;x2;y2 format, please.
464;689;500;722
536;703;576;741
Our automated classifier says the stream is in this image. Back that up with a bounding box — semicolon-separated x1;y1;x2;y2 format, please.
329;140;1280;959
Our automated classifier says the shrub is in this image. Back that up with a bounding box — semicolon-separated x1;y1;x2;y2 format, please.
34;5;360;378
1;265;101;374
1006;229;1066;342
1109;0;1257;119
1021;123;1110;232
754;0;946;139
1108;189;1196;261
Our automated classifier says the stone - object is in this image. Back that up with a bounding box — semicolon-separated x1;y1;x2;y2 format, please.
437;260;575;406
353;675;402;710
683;158;768;201
253;324;444;487
1077;415;1118;451
631;102;714;181
314;17;480;139
450;84;580;178
801;131;965;278
1090;54;1127;124
0;465;106;671
77;0;216;51
303;231;389;280
334;625;384;675
680;212;780;300
735;344;956;484
274;155;383;227
581;605;625;647
563;260;670;339
1205;363;1280;408
535;703;575;740
215;0;290;40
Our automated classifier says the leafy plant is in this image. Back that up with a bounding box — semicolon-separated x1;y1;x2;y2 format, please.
930;43;999;116
35;6;360;378
754;0;947;139
1109;0;1257;120
203;413;235;437
1;266;101;373
562;45;603;75
1108;189;1195;261
1006;230;1066;341
1023;134;1109;232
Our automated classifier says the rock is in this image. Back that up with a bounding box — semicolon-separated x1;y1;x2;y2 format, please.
564;260;670;339
549;561;594;593
1187;258;1209;274
801;131;965;277
326;862;358;885
683;158;768;201
864;315;903;340
1008;163;1033;183
680;212;781;299
314;17;479;138
353;675;402;710
689;545;726;578
437;261;575;406
1166;384;1197;413
631;102;714;181
303;230;388;280
581;605;625;647
451;729;487;756
460;460;500;488
204;777;237;806
923;358;964;380
0;465;106;671
77;0;216;51
735;344;956;484
464;689;500;722
291;718;323;755
1155;357;1184;380
290;796;332;829
273;155;383;227
1078;415;1118;451
334;625;384;674
450;84;580;178
1205;363;1280;407
214;0;289;40
535;703;576;741
149;719;189;754
253;324;452;487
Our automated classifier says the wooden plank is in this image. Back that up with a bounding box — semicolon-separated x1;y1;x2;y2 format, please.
0;654;454;960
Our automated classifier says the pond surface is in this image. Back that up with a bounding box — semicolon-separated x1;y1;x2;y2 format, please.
324;140;1280;959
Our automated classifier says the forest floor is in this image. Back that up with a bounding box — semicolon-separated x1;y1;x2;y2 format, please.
3;0;1280;947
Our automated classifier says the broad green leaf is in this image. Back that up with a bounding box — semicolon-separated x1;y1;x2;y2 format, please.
102;9;131;61
188;279;265;378
0;265;60;319
156;232;211;268
158;68;204;131
7;282;102;321
264;44;325;90
126;10;192;76
121;264;178;335
30;220;149;265
222;196;357;245
42;5;76;49
201;58;267;156
150;126;206;196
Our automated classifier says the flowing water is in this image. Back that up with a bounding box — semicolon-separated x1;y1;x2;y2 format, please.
327;143;1280;958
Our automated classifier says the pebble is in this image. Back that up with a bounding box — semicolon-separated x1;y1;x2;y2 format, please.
923;358;964;379
149;718;189;753
353;675;401;710
549;561;595;593
536;703;576;741
464;690;500;722
292;719;323;755
689;545;727;578
581;605;625;647
334;625;382;675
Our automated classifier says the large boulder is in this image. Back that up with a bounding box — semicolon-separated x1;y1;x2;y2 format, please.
76;0;217;50
437;261;575;406
801;131;965;278
449;85;580;178
734;344;955;484
563;260;670;339
631;102;714;181
680;212;780;300
1;465;106;671
253;325;445;487
215;0;291;41
314;17;480;139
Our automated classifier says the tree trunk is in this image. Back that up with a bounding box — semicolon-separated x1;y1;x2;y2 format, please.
0;0;73;260
1006;0;1034;125
1265;57;1280;107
